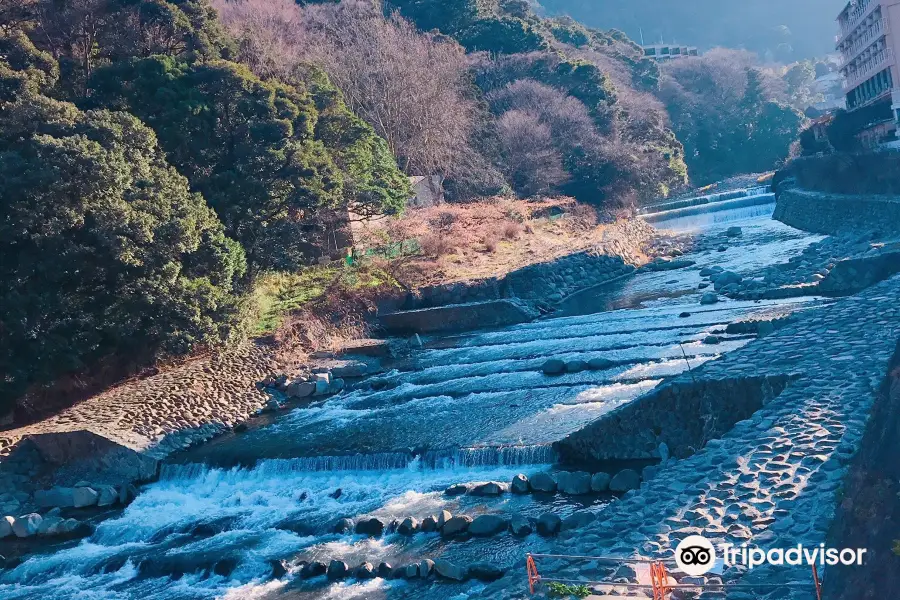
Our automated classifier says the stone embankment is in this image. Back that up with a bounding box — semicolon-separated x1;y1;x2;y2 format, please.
472;275;900;600
774;185;900;237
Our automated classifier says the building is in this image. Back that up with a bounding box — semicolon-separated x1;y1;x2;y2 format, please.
836;0;900;142
642;44;699;61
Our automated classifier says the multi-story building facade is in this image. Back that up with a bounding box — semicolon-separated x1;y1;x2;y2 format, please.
836;0;900;141
642;44;699;61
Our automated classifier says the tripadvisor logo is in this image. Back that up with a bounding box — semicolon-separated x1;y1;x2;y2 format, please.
674;535;867;575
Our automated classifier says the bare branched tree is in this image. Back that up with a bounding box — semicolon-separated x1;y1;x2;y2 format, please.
495;109;567;197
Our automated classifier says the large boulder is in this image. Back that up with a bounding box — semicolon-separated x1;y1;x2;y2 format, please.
591;472;611;492
355;517;385;537
469;561;506;582
529;471;557;493
11;513;42;538
403;563;420;579
72;487;99;508
536;513;561;537
327;560;349;580
610;469;642;492
557;471;592;495
421;515;438;532
510;474;529;494
437;510;452;529
588;357;616;371
34;487;75;509
700;292;720;305
565;360;588;373
434;559;469;581
419;559;434;578
470;482;504;496
441;515;473;537
713;271;742;290
377;562;393;579
468;514;508;537
286;381;316;399
332;517;354;534
330;362;369;378
445;484;468;496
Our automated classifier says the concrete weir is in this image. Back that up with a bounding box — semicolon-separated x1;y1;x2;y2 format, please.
529;275;900;600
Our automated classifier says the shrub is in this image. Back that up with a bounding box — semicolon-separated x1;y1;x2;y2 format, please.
419;233;457;257
501;220;523;239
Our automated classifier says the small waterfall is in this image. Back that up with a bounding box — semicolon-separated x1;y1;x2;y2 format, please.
160;445;557;479
641;192;775;224
641;186;770;215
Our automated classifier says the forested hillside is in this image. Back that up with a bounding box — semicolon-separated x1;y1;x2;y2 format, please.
538;0;848;61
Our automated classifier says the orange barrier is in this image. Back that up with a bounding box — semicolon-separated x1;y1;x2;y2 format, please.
812;564;822;600
526;554;540;594
649;561;671;600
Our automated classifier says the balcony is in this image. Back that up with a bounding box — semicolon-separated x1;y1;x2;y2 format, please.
843;47;894;91
838;16;886;66
837;0;879;45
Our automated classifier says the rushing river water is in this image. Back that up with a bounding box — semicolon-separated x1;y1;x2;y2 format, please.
0;194;827;600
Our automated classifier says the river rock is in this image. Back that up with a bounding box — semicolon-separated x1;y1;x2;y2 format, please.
397;516;419;535
529;471;557;493
329;378;345;394
536;513;561;536
437;510;452;529
441;515;473;537
419;559;434;577
591;472;611;491
588;358;616;370
511;474;529;494
469;561;506;582
270;559;288;578
72;486;99;508
355;517;385;537
445;484;468;496
700;292;720;305
300;561;325;579
469;514;508;537
12;513;41;538
703;335;721;345
610;469;642;492
434;559;468;581
34;487;75;509
403;563;420;579
510;514;533;536
470;482;503;496
118;484;139;506
562;510;597;531
542;359;566;375
421;515;438;532
565;360;588;373
557;471;591;495
286;381;316;398
38;512;63;536
331;362;368;378
713;271;742;290
96;485;119;507
333;517;354;534
327;560;349;580
726;226;743;237
313;379;330;396
377;562;393;578
0;516;12;539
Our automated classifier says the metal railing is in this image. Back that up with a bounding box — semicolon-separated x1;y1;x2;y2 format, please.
839;16;886;66
843;47;894;91
838;0;878;42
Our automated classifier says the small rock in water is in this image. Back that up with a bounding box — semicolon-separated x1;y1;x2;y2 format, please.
557;471;591;495
355;562;376;579
510;474;529;494
441;515;473;537
703;335;722;345
678;312;691;318
541;359;566;375
355;517;385;537
377;562;393;579
397;516;419;535
591;472;611;492
301;561;327;579
330;488;342;499
445;484;468;496
587;357;616;371
510;514;532;536
700;292;720;305
609;469;641;492
434;559;468;581
726;226;743;237
565;359;588;373
332;518;354;534
529;471;557;493
536;513;561;536
468;514;508;537
421;515;438;532
469;561;506;582
469;482;503;496
270;559;288;578
717;246;727;252
327;560;349;580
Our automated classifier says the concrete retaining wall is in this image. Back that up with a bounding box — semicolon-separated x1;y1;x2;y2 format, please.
774;187;900;237
555;375;793;463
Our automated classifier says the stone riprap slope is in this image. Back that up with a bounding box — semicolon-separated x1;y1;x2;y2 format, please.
774;186;900;238
483;275;900;600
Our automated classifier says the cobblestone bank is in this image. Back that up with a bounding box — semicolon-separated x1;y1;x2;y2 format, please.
470;275;900;600
774;186;900;237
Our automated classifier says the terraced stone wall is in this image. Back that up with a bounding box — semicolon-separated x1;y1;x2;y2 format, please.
556;375;794;463
774;187;900;237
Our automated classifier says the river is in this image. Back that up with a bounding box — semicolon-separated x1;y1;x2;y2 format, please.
0;192;827;600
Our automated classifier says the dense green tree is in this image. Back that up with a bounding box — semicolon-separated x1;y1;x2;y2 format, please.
0;34;246;413
88;56;346;276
